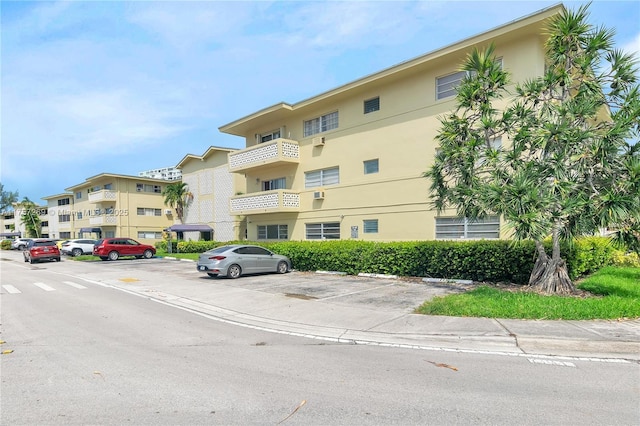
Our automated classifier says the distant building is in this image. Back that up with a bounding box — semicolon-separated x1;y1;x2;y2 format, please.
138;166;182;181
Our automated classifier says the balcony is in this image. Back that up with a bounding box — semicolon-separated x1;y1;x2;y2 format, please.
88;190;117;204
228;138;299;173
89;215;117;226
230;190;300;215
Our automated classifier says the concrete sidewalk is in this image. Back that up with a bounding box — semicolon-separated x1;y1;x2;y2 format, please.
94;260;640;363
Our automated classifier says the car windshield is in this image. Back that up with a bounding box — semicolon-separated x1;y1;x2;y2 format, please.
34;241;55;247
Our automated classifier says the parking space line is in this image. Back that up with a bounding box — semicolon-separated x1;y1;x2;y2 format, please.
62;281;87;289
319;283;397;301
2;285;21;294
33;282;56;292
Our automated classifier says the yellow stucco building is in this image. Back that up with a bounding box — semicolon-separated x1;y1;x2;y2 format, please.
217;5;560;242
56;173;175;245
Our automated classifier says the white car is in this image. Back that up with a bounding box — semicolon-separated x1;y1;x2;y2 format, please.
11;238;33;250
61;239;97;257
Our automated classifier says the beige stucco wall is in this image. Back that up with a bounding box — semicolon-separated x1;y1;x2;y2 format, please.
225;20;550;241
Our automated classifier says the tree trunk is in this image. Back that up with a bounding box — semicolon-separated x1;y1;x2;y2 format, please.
528;240;577;295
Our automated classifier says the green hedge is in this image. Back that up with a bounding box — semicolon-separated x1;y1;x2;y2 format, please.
157;237;620;285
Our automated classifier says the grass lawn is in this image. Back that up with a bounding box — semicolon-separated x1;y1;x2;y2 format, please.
415;266;640;320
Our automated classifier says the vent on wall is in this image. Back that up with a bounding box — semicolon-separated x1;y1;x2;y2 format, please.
313;191;325;200
312;136;325;146
164;209;173;215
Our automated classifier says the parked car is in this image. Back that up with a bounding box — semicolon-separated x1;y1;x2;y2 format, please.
11;238;33;250
93;238;156;261
23;239;61;264
56;240;69;250
61;239;97;257
197;244;291;279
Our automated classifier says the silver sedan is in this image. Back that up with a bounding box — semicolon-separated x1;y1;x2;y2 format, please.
196;244;291;279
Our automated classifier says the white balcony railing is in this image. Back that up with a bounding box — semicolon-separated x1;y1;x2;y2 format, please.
230;190;300;215
88;190;117;203
89;216;117;225
228;139;299;173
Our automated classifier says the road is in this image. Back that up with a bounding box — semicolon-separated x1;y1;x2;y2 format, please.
1;251;638;425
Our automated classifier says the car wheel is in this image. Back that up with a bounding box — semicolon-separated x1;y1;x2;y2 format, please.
207;273;218;278
18;245;25;251
142;249;153;259
55;257;61;262
71;248;82;257
277;261;289;274
108;251;119;261
29;257;35;264
226;264;241;279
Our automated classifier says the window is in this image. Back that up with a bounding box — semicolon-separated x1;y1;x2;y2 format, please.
363;219;378;234
306;222;340;240
305;167;339;188
435;216;500;239
257;224;288;240
41;221;49;227
436;71;466;100
364;159;379;174
57;198;70;206
60;232;71;239
364;97;380;114
136;183;162;193
75;192;82;199
262;177;286;191
59;214;71;222
137;208;161;216
260;130;281;143
138;231;162;239
77;212;83;219
304;111;338;137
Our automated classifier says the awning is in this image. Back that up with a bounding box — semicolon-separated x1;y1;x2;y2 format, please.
80;227;102;233
0;232;21;237
165;224;213;232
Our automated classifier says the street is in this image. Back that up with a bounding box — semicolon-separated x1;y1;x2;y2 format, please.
1;251;638;425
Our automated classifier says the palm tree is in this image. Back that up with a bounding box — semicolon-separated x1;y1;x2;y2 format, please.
18;197;42;238
162;182;193;223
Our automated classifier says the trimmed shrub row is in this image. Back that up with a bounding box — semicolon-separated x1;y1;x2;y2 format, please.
156;237;621;285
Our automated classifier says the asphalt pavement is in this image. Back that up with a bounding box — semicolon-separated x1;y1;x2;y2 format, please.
104;256;640;363
4;249;639;362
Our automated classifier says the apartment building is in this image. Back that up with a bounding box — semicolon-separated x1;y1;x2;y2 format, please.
175;146;245;241
138;166;182;181
42;193;75;239
219;5;559;242
61;173;174;245
0;203;50;238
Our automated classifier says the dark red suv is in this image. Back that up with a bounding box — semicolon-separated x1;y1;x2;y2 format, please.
93;238;156;261
23;239;61;264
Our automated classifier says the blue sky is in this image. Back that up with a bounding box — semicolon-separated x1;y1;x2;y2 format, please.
2;1;639;204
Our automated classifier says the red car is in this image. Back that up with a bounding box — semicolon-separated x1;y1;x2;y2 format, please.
23;239;61;264
93;238;156;261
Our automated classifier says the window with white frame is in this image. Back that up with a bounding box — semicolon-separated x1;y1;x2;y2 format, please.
136;183;162;193
257;224;288;240
435;216;500;239
59;214;71;222
138;231;163;239
364;97;380;114
137;208;161;216
57;198;70;206
436;71;466;100
75;192;82;199
363;159;379;174
303;111;338;137
262;177;286;191
306;222;340;240
305;167;339;188
363;219;378;233
260;130;281;143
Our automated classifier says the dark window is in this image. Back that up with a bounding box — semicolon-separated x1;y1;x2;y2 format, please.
364;97;380;114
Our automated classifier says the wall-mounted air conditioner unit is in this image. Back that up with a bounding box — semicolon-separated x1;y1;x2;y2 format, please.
312;136;325;146
164;209;173;215
313;191;325;200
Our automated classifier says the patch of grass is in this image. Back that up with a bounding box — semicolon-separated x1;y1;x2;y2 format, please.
156;250;198;261
415;266;640;320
